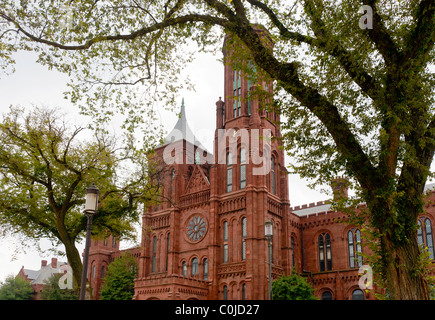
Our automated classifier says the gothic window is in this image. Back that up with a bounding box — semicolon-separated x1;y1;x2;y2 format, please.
233;70;241;118
247;61;256;116
203;258;208;280
418;217;434;259
226;152;233;193
242;284;246;300
321;291;333;300
101;266;105;279
348;229;363;268
182;261;187;276
223;244;229;263
241;217;247;260
152;236;157;273
223;285;228;300
319;233;332;272
352;289;364;300
223;221;229;263
240;148;246;189
271;157;276;194
191;258;199;276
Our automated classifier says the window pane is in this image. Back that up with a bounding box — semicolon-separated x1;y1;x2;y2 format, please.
352;289;364;300
240;148;246;163
227;168;233;192
204;259;208;280
242;218;247;238
182;262;187;276
223;244;228;263
240;165;246;189
418;220;424;246
227;152;232;165
223;221;228;241
322;291;332;300
192;258;198;276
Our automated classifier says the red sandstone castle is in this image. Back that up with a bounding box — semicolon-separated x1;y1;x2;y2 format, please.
87;31;435;300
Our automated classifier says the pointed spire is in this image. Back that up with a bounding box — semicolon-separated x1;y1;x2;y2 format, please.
181;97;185;117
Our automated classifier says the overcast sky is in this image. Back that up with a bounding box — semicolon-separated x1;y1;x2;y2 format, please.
0;49;327;282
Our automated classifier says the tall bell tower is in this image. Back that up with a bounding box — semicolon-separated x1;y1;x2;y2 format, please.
211;27;292;299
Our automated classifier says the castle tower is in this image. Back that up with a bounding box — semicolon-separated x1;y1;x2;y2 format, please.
87;234;119;299
133;27;292;300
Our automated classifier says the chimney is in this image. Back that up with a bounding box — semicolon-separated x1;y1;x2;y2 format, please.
51;258;58;268
41;260;47;267
216;97;224;129
331;176;349;201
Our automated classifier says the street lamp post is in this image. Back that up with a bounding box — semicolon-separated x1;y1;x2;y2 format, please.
79;183;100;300
264;219;273;300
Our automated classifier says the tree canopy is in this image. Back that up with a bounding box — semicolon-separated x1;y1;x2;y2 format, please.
0;0;434;299
272;273;317;300
99;253;137;300
0;275;34;300
0;106;160;287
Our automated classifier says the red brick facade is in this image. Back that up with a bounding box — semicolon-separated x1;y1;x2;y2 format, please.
87;32;435;300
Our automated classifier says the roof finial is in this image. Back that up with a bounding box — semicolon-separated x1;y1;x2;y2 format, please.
181;97;185;116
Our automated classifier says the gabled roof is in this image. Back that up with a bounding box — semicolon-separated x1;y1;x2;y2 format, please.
158;99;208;151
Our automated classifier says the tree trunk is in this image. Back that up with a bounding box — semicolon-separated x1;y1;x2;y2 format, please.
62;238;84;290
382;234;430;299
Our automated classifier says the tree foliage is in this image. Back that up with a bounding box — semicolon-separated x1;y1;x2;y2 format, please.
272;273;317;300
40;274;78;300
0;0;434;299
0;275;34;300
99;253;137;300
0;106;160;287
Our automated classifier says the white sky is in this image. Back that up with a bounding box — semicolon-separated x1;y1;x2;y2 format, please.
0;49;326;283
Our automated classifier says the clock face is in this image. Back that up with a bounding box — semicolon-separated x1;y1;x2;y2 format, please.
186;215;207;242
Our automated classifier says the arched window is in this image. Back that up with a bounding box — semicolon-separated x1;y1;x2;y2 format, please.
240;148;247;189
348;229;363;268
271;157;276;194
319;233;332;271
182;261;187;276
152;236;157;273
242;283;246;300
223;221;229;263
247;61;257;116
321;291;333;300
241;217;247;260
418;217;434;259
101;266;105;279
223;285;228;300
226;152;233;193
203;259;208;280
191;258;199;276
352;289;364;300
